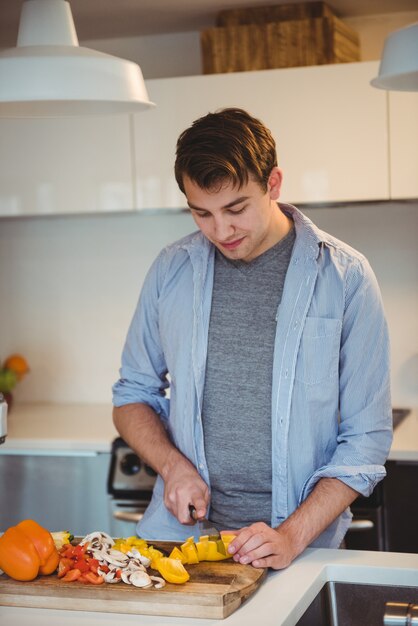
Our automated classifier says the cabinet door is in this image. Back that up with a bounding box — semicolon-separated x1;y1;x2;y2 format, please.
0;116;134;216
133;61;389;209
384;460;418;553
0;452;112;536
389;91;418;199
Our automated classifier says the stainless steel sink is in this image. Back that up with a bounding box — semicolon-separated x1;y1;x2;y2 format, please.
296;582;418;626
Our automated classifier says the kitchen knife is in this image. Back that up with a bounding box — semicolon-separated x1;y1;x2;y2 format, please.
188;504;220;538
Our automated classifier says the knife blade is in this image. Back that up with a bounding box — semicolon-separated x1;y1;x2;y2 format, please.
188;504;220;538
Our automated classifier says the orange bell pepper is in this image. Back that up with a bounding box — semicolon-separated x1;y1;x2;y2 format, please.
0;519;59;581
16;519;59;575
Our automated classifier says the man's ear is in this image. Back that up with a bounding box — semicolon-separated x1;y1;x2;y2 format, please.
267;167;283;200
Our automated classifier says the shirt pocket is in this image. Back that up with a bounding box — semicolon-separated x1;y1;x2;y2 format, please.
295;317;342;385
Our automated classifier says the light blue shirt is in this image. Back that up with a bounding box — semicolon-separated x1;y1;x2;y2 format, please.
112;204;392;547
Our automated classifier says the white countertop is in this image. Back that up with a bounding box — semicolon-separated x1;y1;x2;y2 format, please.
0;403;118;454
1;548;417;626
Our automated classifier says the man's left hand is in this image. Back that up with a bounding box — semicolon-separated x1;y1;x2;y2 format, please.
225;522;296;570
224;478;360;570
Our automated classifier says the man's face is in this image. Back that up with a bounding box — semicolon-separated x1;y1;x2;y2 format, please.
183;168;284;263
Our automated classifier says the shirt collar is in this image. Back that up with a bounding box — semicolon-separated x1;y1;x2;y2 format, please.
180;203;327;262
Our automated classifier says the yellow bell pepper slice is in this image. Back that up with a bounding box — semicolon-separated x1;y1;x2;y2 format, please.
220;534;236;545
156;557;190;584
195;540;209;561
169;546;187;563
207;540;231;561
182;543;199;564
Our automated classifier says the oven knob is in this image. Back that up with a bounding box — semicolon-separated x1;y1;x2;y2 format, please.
145;464;157;477
120;453;141;475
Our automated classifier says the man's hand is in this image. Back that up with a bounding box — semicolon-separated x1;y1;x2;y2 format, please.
161;450;210;525
113;403;210;527
226;523;296;570
225;478;359;570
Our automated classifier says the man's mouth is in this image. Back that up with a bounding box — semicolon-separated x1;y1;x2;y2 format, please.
220;237;245;250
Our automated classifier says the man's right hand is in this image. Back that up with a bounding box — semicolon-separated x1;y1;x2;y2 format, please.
161;450;209;525
113;403;209;526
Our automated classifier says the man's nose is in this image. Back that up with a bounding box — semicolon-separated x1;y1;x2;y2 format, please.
214;216;234;240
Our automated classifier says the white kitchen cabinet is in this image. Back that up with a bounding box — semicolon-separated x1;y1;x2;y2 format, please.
389;91;418;199
0;116;134;216
133;61;389;209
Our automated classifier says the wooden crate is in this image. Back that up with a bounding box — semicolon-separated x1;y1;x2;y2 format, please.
216;1;336;26
201;16;360;74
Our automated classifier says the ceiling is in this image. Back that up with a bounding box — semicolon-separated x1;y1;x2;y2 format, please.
0;0;417;48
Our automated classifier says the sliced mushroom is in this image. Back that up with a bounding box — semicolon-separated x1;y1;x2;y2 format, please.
130;571;153;588
121;570;132;585
91;548;107;560
126;560;146;572
129;549;152;568
80;531;115;548
110;548;127;558
71;531;169;588
101;554;129;567
150;576;166;589
104;571;121;583
79;531;104;546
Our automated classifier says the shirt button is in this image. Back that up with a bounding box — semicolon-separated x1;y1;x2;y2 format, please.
199;464;204;470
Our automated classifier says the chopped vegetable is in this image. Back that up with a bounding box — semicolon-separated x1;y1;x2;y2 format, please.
179;534;236;564
51;531;74;550
57;542;104;584
168;546;186;563
155;557;190;584
181;540;199;564
56;530;237;588
57;531;166;587
0;519;59;581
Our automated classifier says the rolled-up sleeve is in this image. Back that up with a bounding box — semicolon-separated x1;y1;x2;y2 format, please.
112;250;170;422
301;256;393;500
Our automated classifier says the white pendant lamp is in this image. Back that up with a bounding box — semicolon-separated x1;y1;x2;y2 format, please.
0;0;155;117
371;22;418;92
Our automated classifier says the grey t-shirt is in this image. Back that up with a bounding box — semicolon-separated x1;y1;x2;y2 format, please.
202;226;296;529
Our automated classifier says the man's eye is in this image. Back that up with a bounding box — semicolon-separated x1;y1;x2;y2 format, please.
230;206;246;214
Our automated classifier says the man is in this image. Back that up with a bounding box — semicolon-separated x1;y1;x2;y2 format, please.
112;108;392;570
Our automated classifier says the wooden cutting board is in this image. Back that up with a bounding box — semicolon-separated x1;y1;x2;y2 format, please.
0;541;267;619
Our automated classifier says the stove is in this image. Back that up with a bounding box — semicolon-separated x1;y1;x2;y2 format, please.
107;437;157;535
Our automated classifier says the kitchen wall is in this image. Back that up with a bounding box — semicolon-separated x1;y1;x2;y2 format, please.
0;9;417;410
0;201;417;408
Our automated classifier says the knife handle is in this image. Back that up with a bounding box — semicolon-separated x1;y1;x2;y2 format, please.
189;504;198;521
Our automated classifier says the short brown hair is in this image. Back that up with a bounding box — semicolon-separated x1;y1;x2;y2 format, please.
174;108;277;194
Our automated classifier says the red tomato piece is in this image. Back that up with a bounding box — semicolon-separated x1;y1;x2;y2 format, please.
79;573;92;584
83;571;104;585
73;558;90;573
60;546;74;559
57;558;73;578
73;545;85;557
61;568;82;582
